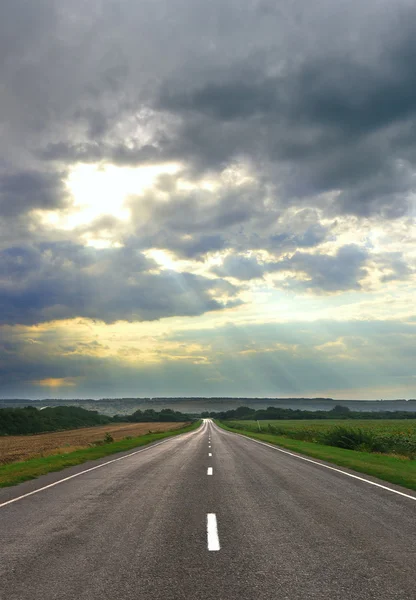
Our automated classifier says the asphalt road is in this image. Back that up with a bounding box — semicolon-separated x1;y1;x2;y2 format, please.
1;419;415;600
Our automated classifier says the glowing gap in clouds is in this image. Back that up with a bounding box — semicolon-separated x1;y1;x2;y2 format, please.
66;162;181;227
145;249;179;271
39;162;181;232
34;378;77;388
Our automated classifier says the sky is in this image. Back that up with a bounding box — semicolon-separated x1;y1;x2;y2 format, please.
0;0;415;400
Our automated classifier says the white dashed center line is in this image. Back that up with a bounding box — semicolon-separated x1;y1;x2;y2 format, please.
207;467;213;475
208;452;212;456
207;513;220;551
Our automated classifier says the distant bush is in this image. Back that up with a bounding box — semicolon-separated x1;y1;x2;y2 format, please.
319;426;374;450
318;427;416;458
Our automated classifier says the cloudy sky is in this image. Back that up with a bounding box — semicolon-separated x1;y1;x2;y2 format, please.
1;0;415;400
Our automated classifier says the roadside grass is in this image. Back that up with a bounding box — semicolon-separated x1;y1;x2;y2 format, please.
216;420;416;491
0;421;201;488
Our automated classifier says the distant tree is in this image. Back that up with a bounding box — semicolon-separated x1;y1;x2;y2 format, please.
329;405;351;416
234;406;255;418
125;407;192;423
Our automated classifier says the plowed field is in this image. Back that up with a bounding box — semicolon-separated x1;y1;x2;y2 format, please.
0;422;189;464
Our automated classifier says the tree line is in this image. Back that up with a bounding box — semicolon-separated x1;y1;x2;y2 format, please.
0;406;112;435
112;408;192;423
201;405;416;420
0;406;193;436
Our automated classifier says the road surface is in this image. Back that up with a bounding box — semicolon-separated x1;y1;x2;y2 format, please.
0;420;415;599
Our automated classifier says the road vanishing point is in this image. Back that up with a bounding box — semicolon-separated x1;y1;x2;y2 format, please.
1;419;415;599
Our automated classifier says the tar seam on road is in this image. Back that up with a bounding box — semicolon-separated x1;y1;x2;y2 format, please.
216;424;416;502
207;467;213;475
207;513;220;551
0;426;204;510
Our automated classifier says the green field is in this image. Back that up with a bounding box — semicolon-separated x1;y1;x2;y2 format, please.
226;419;416;458
234;419;416;434
217;419;416;490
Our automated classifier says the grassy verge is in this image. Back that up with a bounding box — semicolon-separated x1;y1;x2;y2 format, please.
0;421;201;489
215;420;416;491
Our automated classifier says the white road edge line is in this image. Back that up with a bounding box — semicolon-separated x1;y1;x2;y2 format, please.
207;467;213;475
0;425;203;510
213;423;416;502
207;513;220;551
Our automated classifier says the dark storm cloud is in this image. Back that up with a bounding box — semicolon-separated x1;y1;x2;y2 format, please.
159;26;416;135
156;12;416;217
333;162;415;219
211;244;370;290
268;244;369;292
0;242;240;326
0;170;68;217
122;178;332;262
291;37;416;137
161;233;227;259
212;254;264;281
160;75;279;122
374;252;415;282
125;181;263;259
39;142;162;166
267;222;329;251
